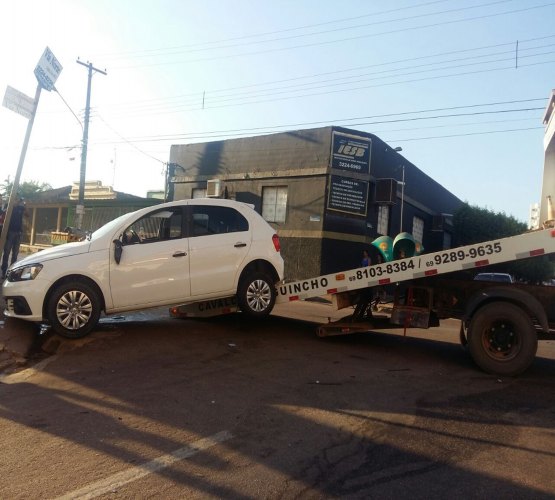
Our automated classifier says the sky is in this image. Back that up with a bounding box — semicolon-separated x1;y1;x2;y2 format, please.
0;0;553;223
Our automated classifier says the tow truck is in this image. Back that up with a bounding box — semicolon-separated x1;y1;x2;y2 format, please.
171;91;555;376
276;227;555;376
172;226;555;376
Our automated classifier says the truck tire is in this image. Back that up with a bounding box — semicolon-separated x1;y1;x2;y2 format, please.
237;271;276;318
47;281;101;338
467;302;537;376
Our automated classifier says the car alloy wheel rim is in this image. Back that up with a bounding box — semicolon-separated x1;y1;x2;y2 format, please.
246;279;272;312
57;290;93;330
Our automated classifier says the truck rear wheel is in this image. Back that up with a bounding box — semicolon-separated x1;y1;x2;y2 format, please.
468;302;537;376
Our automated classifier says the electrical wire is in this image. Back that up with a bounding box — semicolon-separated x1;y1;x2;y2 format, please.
98;55;554;118
94;36;555;119
102;34;555;110
104;0;513;62
387;125;543;142
53;87;83;132
94;114;166;164
76;105;545;147
95;0;454;59
114;2;555;69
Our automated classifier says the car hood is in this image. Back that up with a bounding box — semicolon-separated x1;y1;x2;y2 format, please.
13;240;91;267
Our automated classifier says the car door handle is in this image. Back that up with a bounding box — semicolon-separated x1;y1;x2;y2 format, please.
234;242;247;248
173;251;187;257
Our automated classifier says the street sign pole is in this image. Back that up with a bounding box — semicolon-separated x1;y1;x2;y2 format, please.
0;83;41;260
1;47;61;270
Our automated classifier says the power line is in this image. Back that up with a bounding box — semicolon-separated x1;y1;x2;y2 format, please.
96;36;555;119
94;114;166;164
114;2;555;69
53;87;83;132
32;106;543;151
96;0;454;59
32;96;549;153
198;49;555;106
387;126;543;143
80;105;545;146
199;58;555;111
102;39;554;115
99;55;554;118
102;35;555;112
106;0;512;62
98;98;547;140
373;115;539;134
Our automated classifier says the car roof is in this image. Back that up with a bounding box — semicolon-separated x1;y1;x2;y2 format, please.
126;198;256;220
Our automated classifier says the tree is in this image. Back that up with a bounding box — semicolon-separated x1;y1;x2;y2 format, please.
452;203;526;245
0;177;53;201
453;203;553;284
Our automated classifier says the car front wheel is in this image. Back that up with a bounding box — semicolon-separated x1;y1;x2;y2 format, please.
47;281;101;338
237;272;276;318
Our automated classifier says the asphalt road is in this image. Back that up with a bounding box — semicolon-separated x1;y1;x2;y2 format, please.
1;301;555;499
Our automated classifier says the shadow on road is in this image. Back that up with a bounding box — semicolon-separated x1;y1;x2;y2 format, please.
1;310;555;498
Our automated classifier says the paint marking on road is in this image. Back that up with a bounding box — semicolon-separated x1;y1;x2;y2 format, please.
0;356;58;384
54;430;233;500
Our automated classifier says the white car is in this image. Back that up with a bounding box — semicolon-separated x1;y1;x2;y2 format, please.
2;199;284;338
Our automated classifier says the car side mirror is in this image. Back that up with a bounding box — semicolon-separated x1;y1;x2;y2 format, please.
113;239;123;264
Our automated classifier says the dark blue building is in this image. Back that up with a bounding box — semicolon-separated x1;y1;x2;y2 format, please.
169;126;462;280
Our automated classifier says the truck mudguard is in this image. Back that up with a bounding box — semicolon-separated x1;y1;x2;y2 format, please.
463;286;549;333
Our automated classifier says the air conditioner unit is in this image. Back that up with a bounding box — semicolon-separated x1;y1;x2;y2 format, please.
374;179;398;204
432;214;454;231
206;179;221;197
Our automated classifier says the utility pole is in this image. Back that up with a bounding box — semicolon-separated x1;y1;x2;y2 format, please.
75;59;106;228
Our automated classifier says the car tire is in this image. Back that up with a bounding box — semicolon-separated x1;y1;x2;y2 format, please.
47;281;101;338
237;271;276;318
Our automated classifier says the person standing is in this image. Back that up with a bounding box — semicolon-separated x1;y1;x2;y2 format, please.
361;249;371;267
1;197;27;278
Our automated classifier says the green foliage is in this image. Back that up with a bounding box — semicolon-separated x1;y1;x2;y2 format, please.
0;177;52;200
452;203;526;245
453;203;553;284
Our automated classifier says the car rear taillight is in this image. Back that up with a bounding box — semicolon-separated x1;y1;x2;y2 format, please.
272;234;281;252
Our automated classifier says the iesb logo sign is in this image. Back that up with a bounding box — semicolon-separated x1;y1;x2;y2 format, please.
330;131;371;174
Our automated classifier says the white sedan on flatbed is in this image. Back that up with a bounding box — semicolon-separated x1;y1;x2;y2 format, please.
2;198;284;338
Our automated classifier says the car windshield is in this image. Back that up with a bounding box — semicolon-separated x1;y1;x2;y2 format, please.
474;273;513;283
90;212;136;240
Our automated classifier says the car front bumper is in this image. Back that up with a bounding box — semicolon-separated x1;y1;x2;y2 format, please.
2;277;49;322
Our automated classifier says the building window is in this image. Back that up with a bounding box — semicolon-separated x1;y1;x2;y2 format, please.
377;205;389;235
262;186;288;223
412;216;424;242
192;188;206;199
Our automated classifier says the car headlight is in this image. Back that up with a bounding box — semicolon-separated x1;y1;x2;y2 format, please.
8;264;43;281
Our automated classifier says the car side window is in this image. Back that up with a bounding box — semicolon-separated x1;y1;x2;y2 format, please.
190;206;248;237
122;208;183;246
